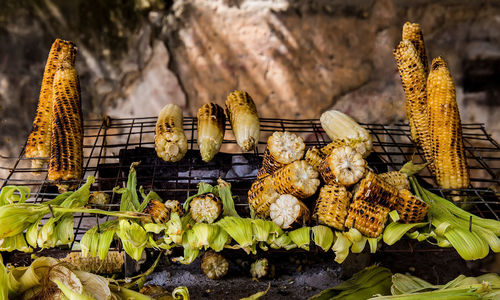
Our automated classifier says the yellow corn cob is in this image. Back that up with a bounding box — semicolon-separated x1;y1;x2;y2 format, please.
321;138;370;158
269;194;310;229
256;149;274;179
61;251;124;274
48;48;83;192
201;250;229;280
165;200;185;217
305;146;326;171
394;40;432;162
271;160;320;199
25;39;77;170
190;192;222;223
197;103;226;162
258;131;305;177
225;90;260;152
402;22;428;75
378;171;410;190
395;189;429;223
155;104;188;162
247;176;280;218
352;171;399;209
345;199;390;238
312;184;352;230
144;199;171;224
427;57;470;191
319;146;366;186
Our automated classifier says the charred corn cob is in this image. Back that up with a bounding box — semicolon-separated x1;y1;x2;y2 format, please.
61;251;124;274
319;146;366;186
305;146;326;171
321;138;370;158
271;160;320;199
312;184;352;230
89;191;110;205
345;199;390;238
427;57;470;191
378;171;410;190
190;192;223;223
258;131;305;177
225;90;260;152
402;22;428;75
250;258;269;280
248;176;280;218
144;199;171;224
197;103;226;162
155;104;188;162
269;194;310;229
352;171;399;209
320;110;373;157
395;189;429;223
48;49;83;192
165;200;184;217
25;39;77;170
201;251;229;280
256;149;273;179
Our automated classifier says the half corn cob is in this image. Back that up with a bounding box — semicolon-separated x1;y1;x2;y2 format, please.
155;104;188;162
225;90;260;152
61;251;124;274
48;47;83;192
427;57;470;191
25;39;77;170
247;176;280;218
352;171;399;209
321;138;370;158
197;103;226;162
378;171;410;190
312;184;352;230
190;192;223;223
305;146;326;171
319;146;366;186
402;22;428;75
345;199;390;238
257;131;305;178
269;194;310;229
201;251;229;280
165;200;184;217
143;199;171;224
395;189;429;223
271;160;320;199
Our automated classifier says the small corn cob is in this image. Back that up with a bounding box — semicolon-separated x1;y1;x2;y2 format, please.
197;103;226;162
344;199;390;238
269;194;310;229
190;192;223;223
25;39;77;170
248;176;280;218
305;146;326;171
89;192;110;205
352;171;399;209
395;189;429;223
48;48;83;192
201;250;229;280
427;57;470;191
61;251;124;274
312;184;352;230
271;160;320;199
378;171;410;190
155;104;188;162
144;199;171;224
225;90;260;152
321;138;370;158
165;200;185;217
250;258;269;280
319;146;366;186
258;131;305;177
402;22;428;75
320;110;373;157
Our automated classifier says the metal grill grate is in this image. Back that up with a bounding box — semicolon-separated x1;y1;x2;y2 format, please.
1;117;499;249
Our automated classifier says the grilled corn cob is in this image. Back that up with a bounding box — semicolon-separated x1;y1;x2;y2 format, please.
201;250;229;280
378;171;410;190
319;146;366;186
269;194;310;229
248;176;280;218
48;49;83;192
190;192;223;223
402;22;428;75
321;139;370;158
61;251;124;274
305;146;326;171
165;200;185;217
320;110;373;157
155;104;188;162
197;103;226;162
312;184;352;230
250;258;269;280
25;39;77;170
271;160;320;199
89;191;110;205
352;171;399;209
345;199;390;238
144;199;171;224
395;189;429;223
225;90;260;152
427;57;470;191
257;131;305;177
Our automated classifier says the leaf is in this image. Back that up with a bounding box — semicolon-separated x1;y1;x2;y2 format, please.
0;186;30;206
240;283;271;300
216;182;239;217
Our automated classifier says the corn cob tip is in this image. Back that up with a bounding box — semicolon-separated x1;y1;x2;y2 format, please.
241;137;256;152
431;56;447;70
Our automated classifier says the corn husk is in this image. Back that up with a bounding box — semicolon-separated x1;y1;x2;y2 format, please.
312;225;334;251
0;204;49;238
0;186;30;205
117;219;147;261
190;223;219;249
382;222;427;246
269;233;297;250
289;227;310;251
216;217;254;254
0;234;31;253
0;254;7;300
331;231;352;264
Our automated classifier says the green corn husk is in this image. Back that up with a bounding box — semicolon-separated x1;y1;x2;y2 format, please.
117;219;147;261
209;227;230;252
172;286;190;300
312;225;334;251
110;285;154;300
240;284;270;300
289;227;311;250
343;228;367;254
0;234;31;253
0;204;49;238
0;186;30;206
367;237;379;253
270;233;297;250
37;218;58;248
390;274;436;295
55;215;75;245
331;231;352;264
53;279;95;300
190;223;219;249
252;219;283;245
0;254;7;300
217;217;254;254
216;179;240;217
351;237;368;254
383;222;427;246
370;282;495;299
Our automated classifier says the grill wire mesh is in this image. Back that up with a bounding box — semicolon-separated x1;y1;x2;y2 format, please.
1;117;499;254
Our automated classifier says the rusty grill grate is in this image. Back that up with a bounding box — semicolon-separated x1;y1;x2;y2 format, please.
1;117;499;251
